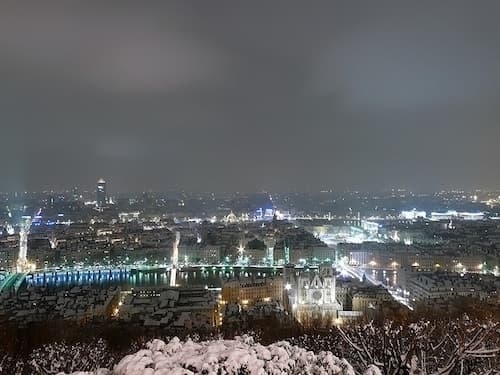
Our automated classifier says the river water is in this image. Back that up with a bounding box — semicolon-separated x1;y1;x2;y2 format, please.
25;266;283;290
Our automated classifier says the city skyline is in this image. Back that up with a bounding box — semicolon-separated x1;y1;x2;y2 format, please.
2;179;500;196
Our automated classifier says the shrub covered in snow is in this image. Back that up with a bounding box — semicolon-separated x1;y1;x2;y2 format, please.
28;339;115;375
65;335;374;375
0;351;17;374
113;335;363;375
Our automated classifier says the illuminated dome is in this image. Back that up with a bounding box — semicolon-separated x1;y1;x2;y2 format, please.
224;211;238;223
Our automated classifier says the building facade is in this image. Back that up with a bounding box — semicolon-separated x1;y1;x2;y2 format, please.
96;178;107;208
222;277;284;306
286;264;343;325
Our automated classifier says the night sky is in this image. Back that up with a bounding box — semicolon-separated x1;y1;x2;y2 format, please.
1;1;500;193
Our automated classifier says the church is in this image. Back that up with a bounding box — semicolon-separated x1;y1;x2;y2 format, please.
285;264;343;326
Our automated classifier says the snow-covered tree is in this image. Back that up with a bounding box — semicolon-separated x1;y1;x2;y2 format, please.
28;339;114;375
1;316;497;375
289;317;499;374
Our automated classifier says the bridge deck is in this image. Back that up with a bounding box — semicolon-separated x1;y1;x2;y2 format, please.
0;273;26;294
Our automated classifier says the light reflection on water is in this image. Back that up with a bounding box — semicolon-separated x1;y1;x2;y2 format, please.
24;266;399;290
25;267;282;290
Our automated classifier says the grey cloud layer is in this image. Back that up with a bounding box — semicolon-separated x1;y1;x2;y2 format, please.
0;1;499;192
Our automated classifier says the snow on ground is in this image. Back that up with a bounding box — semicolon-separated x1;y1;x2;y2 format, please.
63;335;378;375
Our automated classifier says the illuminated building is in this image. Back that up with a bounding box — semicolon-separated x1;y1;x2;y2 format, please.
223;211;238;224
96;178;107;208
406;272;499;307
178;245;221;264
400;209;427;220
458;212;485;221
361;220;380;235
0;236;18;273
429;211;457;221
264;236;275;266
221;277;284;305
351;286;393;315
430;211;485;221
286;264;342;325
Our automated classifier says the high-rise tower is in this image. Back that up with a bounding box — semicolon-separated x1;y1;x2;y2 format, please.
170;231;180;287
96;178;107;207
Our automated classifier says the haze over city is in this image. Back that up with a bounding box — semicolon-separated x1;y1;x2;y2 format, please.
2;1;500;193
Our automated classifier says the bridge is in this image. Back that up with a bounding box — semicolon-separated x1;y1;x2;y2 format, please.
0;273;27;294
26;268;130;286
336;257;413;310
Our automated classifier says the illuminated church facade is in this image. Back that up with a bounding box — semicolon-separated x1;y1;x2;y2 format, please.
285;264;343;325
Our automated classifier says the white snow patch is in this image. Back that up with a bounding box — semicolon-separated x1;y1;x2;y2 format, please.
63;335;381;374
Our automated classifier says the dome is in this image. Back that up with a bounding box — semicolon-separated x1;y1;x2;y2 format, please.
225;211;238;223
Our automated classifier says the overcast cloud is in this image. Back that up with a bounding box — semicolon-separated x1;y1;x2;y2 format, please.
1;1;499;192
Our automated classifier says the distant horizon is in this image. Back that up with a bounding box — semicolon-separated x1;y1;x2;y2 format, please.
1;185;500;196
